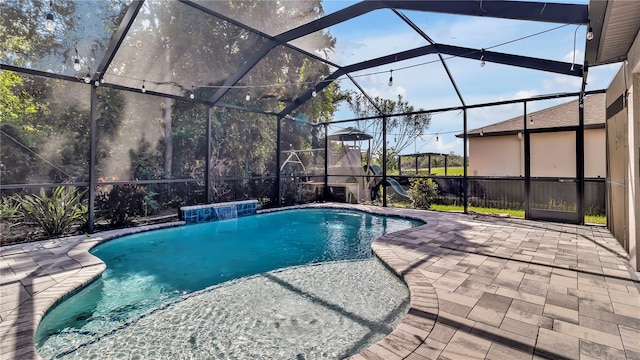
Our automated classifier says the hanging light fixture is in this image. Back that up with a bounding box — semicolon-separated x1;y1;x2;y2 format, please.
586;27;594;41
45;1;55;31
388;70;393;87
73;48;81;72
245;91;251;101
83;66;91;84
141;80;146;93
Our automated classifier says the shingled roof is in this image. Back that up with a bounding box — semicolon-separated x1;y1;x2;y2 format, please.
456;93;606;138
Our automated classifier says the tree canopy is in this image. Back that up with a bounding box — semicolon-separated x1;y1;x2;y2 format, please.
346;92;431;170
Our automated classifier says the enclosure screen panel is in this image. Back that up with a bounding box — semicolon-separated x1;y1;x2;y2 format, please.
1;72;90;185
102;0;267;100
1;0;131;77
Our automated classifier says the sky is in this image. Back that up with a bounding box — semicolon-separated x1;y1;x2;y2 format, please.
309;0;621;156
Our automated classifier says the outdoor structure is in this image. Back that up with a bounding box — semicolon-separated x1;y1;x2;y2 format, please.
325;127;372;202
398;152;453;176
600;18;640;270
0;2;637;255
2;1;640;360
460;94;606;178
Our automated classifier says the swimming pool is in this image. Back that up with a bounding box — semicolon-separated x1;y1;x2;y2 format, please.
36;208;422;358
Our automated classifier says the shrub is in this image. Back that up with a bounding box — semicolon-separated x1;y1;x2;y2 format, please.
408;178;438;209
143;190;160;216
96;184;146;226
0;196;21;223
0;196;22;236
16;186;88;236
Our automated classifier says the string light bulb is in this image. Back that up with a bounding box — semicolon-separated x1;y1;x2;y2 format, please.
73;48;82;72
388;70;393;87
311;88;317;97
245;92;251;101
480;55;486;67
189;86;195;99
586;27;594;41
480;129;484;137
436;134;439;142
45;1;55;31
45;13;55;31
84;75;91;84
73;58;81;72
141;80;146;93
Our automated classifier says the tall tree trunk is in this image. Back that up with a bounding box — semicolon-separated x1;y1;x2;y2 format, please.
163;45;173;178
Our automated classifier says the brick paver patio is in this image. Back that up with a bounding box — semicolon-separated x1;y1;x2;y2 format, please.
1;204;639;359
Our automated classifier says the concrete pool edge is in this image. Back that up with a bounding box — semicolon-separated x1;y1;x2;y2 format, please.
2;204;432;360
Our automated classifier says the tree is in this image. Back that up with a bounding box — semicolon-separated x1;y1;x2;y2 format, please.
1;0;130;184
105;0;341;181
1;0;345;207
346;93;431;169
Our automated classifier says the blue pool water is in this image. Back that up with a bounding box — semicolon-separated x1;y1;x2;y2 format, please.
35;208;421;353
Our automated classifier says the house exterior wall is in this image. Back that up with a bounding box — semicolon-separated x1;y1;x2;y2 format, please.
469;135;522;176
585;128;606;178
469;129;605;178
606;30;639;271
530;131;576;177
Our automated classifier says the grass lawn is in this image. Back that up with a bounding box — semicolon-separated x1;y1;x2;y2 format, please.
398;167;466;176
430;167;465;176
430;204;606;225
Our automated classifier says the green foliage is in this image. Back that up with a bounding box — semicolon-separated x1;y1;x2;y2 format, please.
162;195;185;210
96;185;146;226
0;196;21;223
130;139;164;180
15;187;88;236
545;199;576;212
143;191;160;216
585;205;605;217
1;0;344;210
408;178;438;209
585;215;606;225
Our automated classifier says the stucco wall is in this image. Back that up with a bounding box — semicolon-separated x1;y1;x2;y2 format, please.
469;129;605;178
585;128;606;178
469;135;522;176
530;131;576;177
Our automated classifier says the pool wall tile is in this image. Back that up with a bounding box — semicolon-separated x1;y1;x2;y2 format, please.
180;200;258;224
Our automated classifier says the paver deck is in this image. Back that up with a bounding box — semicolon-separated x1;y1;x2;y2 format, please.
1;204;639;359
